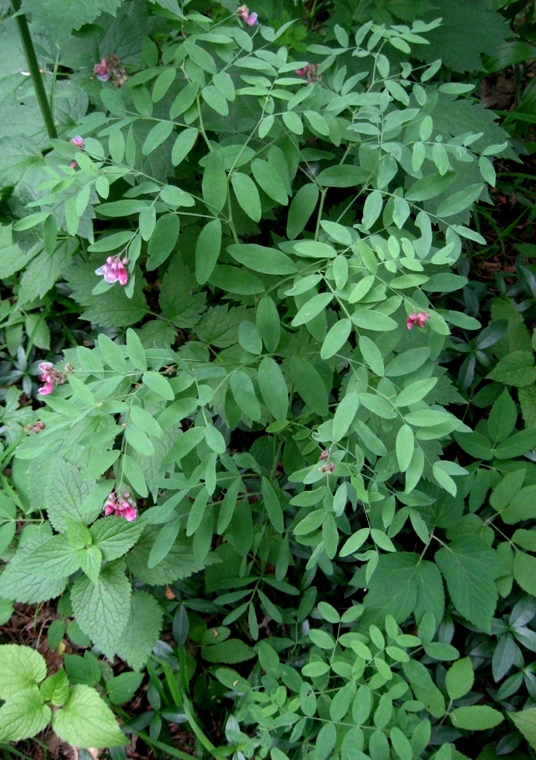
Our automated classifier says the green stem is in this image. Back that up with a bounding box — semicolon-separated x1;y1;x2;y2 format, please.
11;0;57;140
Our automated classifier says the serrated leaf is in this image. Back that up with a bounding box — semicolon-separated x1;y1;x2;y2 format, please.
71;562;131;660
511;708;536;750
0;688;51;742
116;591;164;671
52;685;128;748
435;536;504;633
0;645;47;698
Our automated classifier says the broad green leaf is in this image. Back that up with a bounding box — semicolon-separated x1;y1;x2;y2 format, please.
201;639;255;663
116;591;164;671
340;528;370;557
287;183;319;238
445;657;474;701
317;165;368;188
195;218;222;284
202;151;227;212
257;296;281;352
333;392;360;442
396;425;414;473
148;518;181;569
292;292;334;327
0;645;47;698
126;328;147;372
146;213;180;270
395;379;437;407
251;159;288;204
502;485;536;524
228;244;296;275
52;685;128;748
142;121;174;155
321;319;352;360
169;82;199;118
362;190;383;229
360;335;384;375
351;310;397;331
90;517;144;563
171;128;198;166
511;708;536;750
231;173;262;222
405;172;456;202
293;241;336;259
71;562;131;660
23;535;80;579
0;688;51;742
435;536;505;633
436;184;484;218
262;477;284;533
258;357;288;420
513;551;536;596
230;370;261;421
142;371;174;400
488;350;536;387
291;357;329;417
201;84;229;116
98;333;127;374
450;706;503;730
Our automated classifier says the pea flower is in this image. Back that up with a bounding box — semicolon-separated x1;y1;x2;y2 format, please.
104;491;137;522
70;136;85;149
95;254;129;286
237;5;258;25
295;63;320;84
406;311;430;330
37;362;70;396
94;57;110;82
93;54;128;87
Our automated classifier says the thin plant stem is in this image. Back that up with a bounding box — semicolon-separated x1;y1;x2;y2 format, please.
11;0;57;140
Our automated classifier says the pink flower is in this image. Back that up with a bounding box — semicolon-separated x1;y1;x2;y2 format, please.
38;362;55;396
94;58;110;82
237;4;258;25
320;450;329;461
295;64;320;84
103;491;137;522
70;135;85;149
95;254;129;286
406;312;430;330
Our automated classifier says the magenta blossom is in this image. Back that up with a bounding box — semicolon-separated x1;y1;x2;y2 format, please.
37;362;70;397
237;4;258;25
104;491;137;522
95;254;129;286
38;362;55;396
406;311;431;330
94;58;110;81
296;63;320;84
70;135;85;149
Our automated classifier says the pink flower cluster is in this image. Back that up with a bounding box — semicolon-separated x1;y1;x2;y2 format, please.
104;491;137;522
95;254;129;286
296;64;320;84
237;4;258;25
38;362;71;396
318;450;335;473
69;135;84;169
93;54;128;87
406;312;431;330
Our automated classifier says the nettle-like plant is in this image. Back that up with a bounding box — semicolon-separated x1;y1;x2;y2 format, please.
3;0;536;753
0;644;127;747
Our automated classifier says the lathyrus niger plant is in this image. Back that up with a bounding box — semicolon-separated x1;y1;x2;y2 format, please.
1;0;536;755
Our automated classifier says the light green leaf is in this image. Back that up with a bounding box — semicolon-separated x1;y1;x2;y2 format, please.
228;243;296;275
52;685;128;748
71;562;131;660
195;218;222;284
116;591;164;671
445;657;474;701
436;184;484;218
0;688;51;742
511;708;536;750
231;173;261;222
287;183;319;239
435;537;505;633
146;213;180;270
258;357;288;420
396;425;414;473
230;370;261;421
0;645;47;699
321;319;352;360
450;706;503;730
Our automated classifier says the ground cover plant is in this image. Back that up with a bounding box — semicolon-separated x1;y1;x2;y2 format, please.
0;0;536;757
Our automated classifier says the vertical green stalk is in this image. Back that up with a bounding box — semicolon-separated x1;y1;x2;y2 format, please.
11;0;57;140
